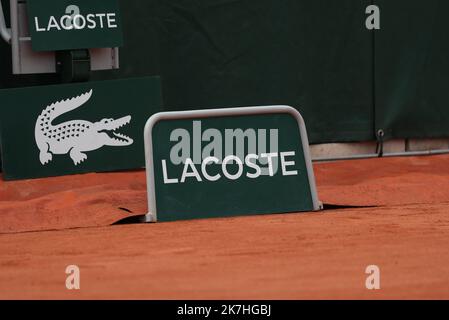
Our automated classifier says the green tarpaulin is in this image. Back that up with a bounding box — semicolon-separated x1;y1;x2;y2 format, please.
375;0;449;140
1;0;449;144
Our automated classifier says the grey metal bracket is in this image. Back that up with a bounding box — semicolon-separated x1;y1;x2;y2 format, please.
56;49;91;83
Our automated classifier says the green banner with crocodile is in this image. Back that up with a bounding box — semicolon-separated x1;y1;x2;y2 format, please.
0;76;162;180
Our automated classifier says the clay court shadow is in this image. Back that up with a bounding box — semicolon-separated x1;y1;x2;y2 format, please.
111;203;376;226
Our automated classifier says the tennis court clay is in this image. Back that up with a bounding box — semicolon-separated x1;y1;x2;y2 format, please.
1;154;449;299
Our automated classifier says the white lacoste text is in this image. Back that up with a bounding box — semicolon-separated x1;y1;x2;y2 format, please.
34;13;118;32
162;152;298;184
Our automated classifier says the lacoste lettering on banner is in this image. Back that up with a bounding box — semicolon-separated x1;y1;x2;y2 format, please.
35;90;133;166
27;0;123;51
161;152;298;184
34;12;118;32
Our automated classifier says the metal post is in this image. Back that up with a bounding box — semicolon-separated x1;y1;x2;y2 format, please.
0;0;11;44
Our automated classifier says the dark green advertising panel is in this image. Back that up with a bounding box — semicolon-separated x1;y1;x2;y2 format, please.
375;0;449;140
144;106;321;222
0;76;162;180
27;0;124;51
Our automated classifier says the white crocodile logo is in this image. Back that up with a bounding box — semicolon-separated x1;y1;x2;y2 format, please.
35;89;133;166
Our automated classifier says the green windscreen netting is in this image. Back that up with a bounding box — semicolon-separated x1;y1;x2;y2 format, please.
1;0;448;143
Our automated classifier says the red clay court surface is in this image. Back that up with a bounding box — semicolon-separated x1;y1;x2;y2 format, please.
1;154;449;299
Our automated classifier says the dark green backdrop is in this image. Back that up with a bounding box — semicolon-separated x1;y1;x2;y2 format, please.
375;0;449;140
1;0;448;143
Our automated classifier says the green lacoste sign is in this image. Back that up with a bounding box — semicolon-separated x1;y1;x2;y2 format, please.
0;76;162;180
27;0;123;51
143;106;321;222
